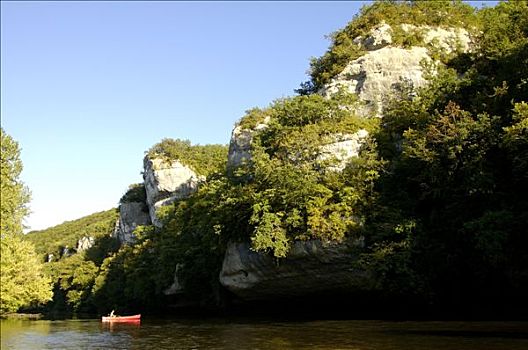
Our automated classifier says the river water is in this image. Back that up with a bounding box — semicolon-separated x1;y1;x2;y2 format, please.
1;318;527;350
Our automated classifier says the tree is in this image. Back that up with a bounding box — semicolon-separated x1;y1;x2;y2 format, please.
1;234;53;313
367;1;528;313
1;128;30;236
0;128;52;313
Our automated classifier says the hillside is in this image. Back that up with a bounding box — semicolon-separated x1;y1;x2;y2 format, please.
25;209;118;262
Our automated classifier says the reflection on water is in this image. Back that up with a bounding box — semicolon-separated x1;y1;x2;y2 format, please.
1;319;133;349
2;318;528;350
101;321;141;333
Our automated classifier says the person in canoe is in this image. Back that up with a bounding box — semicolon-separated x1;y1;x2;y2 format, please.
102;313;141;322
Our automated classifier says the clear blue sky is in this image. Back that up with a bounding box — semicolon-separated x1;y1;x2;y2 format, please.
1;1;495;231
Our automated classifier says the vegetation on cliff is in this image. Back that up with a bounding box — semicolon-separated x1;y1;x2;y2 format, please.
355;0;528;312
147;139;228;177
119;183;147;204
231;91;381;257
305;0;478;93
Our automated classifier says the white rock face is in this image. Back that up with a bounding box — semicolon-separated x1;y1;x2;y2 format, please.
353;22;393;50
323;23;471;117
219;238;373;300
227;23;471;169
323;46;431;116
117;202;151;244
76;236;95;252
143;157;204;226
402;24;472;54
227;117;270;170
318;129;369;171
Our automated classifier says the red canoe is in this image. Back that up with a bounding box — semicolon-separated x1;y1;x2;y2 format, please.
101;314;141;323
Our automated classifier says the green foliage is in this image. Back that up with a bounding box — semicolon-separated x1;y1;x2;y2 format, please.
154;175;250;302
119;183;146;204
250;207;289;258
477;1;528;62
366;1;528;310
1;128;30;236
400;102;500;201
147;139;228;177
24;209;119;261
92;239;160;313
307;0;477;91
0;129;52;314
232;92;382;257
503;102;528;180
1;234;53;314
237;107;271;130
44;253;99;313
390;25;425;49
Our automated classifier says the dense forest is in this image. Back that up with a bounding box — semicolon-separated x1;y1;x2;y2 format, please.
2;0;527;318
23;210;119;316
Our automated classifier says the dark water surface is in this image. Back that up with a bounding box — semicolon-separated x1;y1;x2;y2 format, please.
2;318;527;349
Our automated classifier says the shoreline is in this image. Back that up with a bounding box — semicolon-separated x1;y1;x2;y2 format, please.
1;313;44;320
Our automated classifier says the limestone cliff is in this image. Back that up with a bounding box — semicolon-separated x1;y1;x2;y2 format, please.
113;156;204;245
143;156;204;227
219;21;473;300
322;22;472;116
219;238;374;300
114;202;151;245
227;117;270;170
226;22;472;174
316;129;369;172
